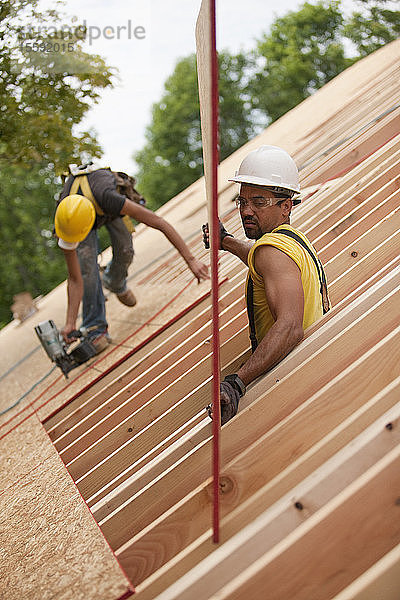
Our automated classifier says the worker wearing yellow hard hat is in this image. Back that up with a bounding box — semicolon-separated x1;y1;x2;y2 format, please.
55;195;96;243
55;164;209;352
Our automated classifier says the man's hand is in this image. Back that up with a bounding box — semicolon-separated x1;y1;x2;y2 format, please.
207;374;246;425
187;257;210;283
61;323;79;344
202;221;233;250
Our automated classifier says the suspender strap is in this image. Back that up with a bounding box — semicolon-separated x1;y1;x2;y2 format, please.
277;228;330;314
246;228;330;353
246;275;258;353
70;175;105;215
69;175;135;233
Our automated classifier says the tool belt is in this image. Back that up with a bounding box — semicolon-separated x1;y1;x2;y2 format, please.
247;229;330;353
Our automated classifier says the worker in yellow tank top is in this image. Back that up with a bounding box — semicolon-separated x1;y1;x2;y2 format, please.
202;145;329;425
247;224;323;344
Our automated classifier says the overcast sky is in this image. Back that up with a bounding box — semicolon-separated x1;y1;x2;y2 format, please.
39;0;351;173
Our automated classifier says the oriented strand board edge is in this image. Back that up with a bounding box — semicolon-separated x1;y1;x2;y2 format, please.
0;415;133;600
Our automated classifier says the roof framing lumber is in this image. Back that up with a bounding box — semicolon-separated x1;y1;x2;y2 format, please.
115;327;400;579
134;382;400;597
144;411;400;600
332;544;400;600
100;289;400;551
93;264;399;525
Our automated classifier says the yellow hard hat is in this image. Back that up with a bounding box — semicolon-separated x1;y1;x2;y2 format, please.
55;195;95;243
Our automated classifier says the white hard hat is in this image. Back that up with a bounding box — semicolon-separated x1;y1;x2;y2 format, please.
229;145;300;202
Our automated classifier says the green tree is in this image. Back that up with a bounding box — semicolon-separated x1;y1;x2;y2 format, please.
135;0;398;210
343;0;400;56
134;52;256;210
248;0;398;123
250;1;354;123
0;164;67;327
0;0;115;171
0;0;115;327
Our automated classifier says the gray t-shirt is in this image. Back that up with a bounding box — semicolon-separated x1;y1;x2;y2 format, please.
59;169;126;229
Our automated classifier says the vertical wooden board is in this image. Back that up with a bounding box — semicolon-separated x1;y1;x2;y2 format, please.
196;0;213;215
0;416;132;599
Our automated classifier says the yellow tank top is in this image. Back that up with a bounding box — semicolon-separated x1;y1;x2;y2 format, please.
246;224;324;343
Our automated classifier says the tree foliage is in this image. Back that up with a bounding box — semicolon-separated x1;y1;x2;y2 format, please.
134;52;257;210
0;0;115;327
135;0;398;209
0;164;67;327
343;0;400;56
250;1;354;122
0;0;115;171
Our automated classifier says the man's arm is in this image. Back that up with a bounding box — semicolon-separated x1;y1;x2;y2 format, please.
237;245;304;386
202;221;252;265
61;249;83;342
121;199;209;282
221;235;253;265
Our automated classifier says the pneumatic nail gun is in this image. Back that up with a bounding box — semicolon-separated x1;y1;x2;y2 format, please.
34;320;98;378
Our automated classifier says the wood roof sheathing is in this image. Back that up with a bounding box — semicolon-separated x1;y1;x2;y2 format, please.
0;38;399;599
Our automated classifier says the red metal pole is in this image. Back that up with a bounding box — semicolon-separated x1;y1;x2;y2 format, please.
209;0;221;544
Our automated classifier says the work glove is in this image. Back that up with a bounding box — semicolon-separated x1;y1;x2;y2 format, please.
202;220;233;250
207;374;247;426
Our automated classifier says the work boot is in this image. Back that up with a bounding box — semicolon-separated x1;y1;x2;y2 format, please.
116;289;137;307
102;273;137;307
87;329;112;355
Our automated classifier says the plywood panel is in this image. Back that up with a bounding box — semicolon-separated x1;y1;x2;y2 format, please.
0;416;132;599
